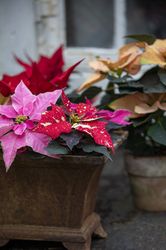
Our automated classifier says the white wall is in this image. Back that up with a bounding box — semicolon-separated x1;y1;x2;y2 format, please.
0;0;126;76
0;0;37;75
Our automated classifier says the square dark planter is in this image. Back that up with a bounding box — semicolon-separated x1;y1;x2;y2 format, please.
0;153;107;250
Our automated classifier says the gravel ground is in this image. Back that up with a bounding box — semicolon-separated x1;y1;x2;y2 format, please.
1;148;166;250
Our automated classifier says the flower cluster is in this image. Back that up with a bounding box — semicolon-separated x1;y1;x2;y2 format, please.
0;47;132;170
0;81;131;170
0;81;62;170
78;37;166;92
79;35;166;153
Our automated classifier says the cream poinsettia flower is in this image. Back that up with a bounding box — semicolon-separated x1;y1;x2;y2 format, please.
78;42;145;92
109;92;166;118
141;39;166;67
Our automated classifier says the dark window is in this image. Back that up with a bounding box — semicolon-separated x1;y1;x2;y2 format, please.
66;0;114;48
127;0;166;38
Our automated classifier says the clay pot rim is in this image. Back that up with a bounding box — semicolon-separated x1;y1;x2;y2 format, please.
125;152;166;178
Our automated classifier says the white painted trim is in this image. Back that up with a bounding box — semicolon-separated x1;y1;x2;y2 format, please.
34;0;66;55
64;47;118;71
34;0;124;70
113;0;127;48
59;0;66;46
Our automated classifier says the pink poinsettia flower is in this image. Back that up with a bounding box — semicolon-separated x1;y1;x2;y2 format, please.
35;92;131;152
96;110;132;125
0;81;62;170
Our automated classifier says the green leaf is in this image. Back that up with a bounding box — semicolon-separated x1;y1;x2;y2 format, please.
125;34;156;45
158;69;166;86
148;117;166;146
80;143;112;161
46;141;69;154
25;150;46;159
67;90;80;102
106;122;123;130
107;74;132;83
77;86;102;102
137;67;166;93
60;131;82;150
126;127;158;156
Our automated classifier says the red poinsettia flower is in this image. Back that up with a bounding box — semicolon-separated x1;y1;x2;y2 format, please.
0;47;82;96
14;46;64;81
34;104;72;139
0;72;29;97
35;92;116;151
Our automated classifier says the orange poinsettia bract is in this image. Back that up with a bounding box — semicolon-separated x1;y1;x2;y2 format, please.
78;42;145;92
141;39;166;67
109;92;166;118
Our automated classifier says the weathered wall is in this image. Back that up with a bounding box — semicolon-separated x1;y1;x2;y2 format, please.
0;0;37;75
0;0;166;75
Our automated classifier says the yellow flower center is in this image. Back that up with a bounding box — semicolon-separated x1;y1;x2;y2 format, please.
15;115;28;124
70;114;80;124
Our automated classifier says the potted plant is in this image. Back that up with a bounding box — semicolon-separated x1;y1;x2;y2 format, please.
110;92;166;211
0;50;130;249
78;35;166;212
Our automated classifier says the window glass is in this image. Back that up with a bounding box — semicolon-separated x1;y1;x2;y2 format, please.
127;0;166;37
66;0;114;48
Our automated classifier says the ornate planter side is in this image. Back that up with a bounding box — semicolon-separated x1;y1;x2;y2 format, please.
0;153;107;250
125;153;166;211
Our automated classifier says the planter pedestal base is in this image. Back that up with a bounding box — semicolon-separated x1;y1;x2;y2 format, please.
0;239;9;247
0;213;107;250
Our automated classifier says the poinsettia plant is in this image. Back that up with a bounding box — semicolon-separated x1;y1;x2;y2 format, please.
0;81;131;171
78;35;166;155
0;46;81;96
109;92;166;155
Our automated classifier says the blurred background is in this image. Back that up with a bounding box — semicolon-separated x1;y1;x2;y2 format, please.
0;0;166;75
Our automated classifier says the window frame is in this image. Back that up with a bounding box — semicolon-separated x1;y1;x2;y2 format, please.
35;0;126;71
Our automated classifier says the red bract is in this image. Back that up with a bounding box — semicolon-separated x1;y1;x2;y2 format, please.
14;46;64;81
50;60;83;89
0;47;82;96
37;46;64;80
35;92;114;151
0;72;30;97
75;121;114;150
76;102;97;119
61;91;97;118
34;104;72;139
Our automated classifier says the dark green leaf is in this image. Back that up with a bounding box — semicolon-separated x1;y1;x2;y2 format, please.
100;93;113;107
158;69;166;86
132;114;153;127
107;74;132;83
126;127;158;156
67;90;80;101
125;34;156;45
106;122;124;130
80;143;112;161
46;141;69;154
77;86;102;102
148;117;166;146
60;131;82;150
25;150;46;159
136;67;166;93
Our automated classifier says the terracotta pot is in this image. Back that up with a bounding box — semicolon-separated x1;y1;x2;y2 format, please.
0;153;107;250
125;153;166;212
